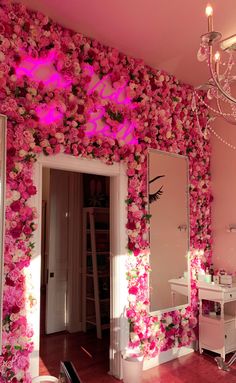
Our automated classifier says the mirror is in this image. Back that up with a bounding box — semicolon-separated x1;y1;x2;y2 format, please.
0;115;6;351
148;149;189;312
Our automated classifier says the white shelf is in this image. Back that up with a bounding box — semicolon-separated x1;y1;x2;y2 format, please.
86;229;109;233
86;273;109;278
82;207;110;339
198;283;236;360
86;316;110;330
200;313;235;323
86;296;109;303
86;251;110;255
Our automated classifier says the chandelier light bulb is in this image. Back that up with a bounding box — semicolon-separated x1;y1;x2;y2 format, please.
214;51;220;62
205;4;213;17
214;51;220;76
205;4;213;32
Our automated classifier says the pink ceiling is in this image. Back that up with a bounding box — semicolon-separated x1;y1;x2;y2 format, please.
18;0;236;87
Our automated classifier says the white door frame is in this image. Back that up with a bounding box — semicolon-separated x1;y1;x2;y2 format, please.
28;153;129;379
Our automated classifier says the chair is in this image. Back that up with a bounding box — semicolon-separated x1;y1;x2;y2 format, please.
60;361;82;382
32;376;58;383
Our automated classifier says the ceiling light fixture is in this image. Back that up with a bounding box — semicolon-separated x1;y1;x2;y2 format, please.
196;4;236;125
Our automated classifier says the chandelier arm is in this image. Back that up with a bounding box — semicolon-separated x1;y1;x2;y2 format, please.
216;97;236;125
221;53;233;78
208;52;236;104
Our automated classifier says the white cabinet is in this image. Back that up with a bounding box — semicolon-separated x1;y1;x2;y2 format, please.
198;281;236;360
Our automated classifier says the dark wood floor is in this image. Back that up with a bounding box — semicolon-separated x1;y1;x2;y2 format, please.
39;330;236;382
39;329;117;382
40;287;236;382
40;285;118;381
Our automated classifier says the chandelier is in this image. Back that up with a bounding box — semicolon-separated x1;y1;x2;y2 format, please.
196;4;236;125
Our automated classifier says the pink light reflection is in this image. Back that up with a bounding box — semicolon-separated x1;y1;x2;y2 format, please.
86;107;137;145
84;64;135;108
16;53;70;89
36;104;63;125
83;65;137;144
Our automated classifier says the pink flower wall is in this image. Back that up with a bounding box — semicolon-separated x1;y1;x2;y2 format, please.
0;1;211;381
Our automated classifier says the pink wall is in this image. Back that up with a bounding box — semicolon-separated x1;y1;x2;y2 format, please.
211;119;236;273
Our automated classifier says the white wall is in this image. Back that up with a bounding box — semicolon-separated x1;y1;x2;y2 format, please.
211;118;236;274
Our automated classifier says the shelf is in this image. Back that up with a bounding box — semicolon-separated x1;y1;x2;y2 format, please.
198;283;236;360
82;206;110;339
83;207;109;212
86;251;110;255
86;296;109;303
200;313;235;323
86;273;109;278
86;316;110;329
86;229;109;234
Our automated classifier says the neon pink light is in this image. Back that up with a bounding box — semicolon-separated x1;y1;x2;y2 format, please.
83;64;94;77
36;104;63;125
86;107;105;136
32;62;137;144
86;107;137;145
88;75;134;107
84;64;134;108
80;66;137;144
16;53;70;89
116;121;137;144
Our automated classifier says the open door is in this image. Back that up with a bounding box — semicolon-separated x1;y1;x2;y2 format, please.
46;169;69;334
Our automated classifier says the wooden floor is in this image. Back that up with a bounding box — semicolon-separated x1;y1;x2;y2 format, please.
40;330;117;382
39;330;236;382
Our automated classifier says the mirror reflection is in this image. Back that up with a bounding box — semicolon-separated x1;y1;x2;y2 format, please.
149;149;189;312
0;115;6;351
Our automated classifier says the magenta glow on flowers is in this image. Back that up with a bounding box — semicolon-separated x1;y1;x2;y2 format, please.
15;52;71;89
86;107;137;145
86;64;133;107
36;104;64;125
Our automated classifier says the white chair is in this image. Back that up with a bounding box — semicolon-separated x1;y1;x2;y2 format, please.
32;376;58;383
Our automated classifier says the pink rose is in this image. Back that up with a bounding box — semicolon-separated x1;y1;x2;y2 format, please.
10;200;21;212
26;185;36;196
128;286;138;295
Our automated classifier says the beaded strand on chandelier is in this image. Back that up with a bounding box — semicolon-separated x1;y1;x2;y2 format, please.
208;124;236;151
193;93;236;151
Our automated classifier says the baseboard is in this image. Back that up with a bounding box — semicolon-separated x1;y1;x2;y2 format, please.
143;344;194;371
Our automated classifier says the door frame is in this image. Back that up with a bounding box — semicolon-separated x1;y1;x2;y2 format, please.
28;153;129;379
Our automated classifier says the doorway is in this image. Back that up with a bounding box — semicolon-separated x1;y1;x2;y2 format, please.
40;168;111;376
29;154;129;379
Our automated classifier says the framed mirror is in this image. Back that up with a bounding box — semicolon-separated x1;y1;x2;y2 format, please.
148;149;190;313
0;115;6;351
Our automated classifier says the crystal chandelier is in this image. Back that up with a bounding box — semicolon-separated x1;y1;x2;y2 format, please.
196;4;236;125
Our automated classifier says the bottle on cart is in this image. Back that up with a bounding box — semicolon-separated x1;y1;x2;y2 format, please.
209;263;214;282
205;267;211;283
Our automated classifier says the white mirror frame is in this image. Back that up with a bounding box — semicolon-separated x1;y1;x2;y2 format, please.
148;149;191;315
0;114;6;352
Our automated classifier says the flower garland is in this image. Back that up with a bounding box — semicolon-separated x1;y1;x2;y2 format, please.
0;1;211;380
